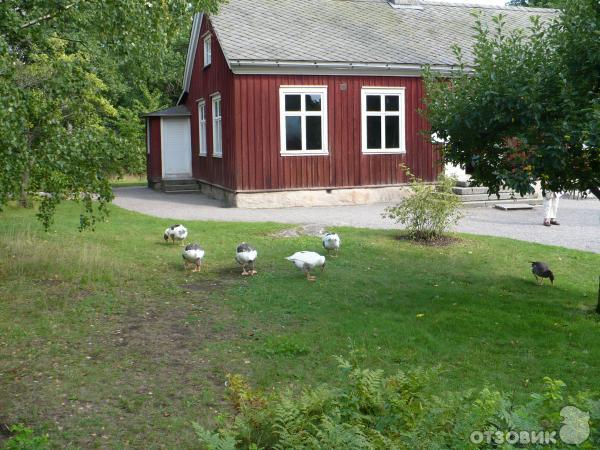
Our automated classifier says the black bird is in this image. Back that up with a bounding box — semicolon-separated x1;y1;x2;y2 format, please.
531;261;554;285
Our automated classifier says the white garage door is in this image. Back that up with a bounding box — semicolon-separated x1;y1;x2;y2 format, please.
162;117;192;179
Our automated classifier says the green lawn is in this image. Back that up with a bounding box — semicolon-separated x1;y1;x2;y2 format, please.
0;202;598;448
110;174;147;188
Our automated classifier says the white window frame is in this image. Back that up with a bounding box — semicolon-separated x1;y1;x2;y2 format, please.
203;34;212;67
198;99;207;156
211;93;222;158
279;85;328;156
361;87;406;154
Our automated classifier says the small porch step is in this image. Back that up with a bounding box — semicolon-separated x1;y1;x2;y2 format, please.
161;179;200;193
452;179;540;207
494;203;536;211
461;198;543;208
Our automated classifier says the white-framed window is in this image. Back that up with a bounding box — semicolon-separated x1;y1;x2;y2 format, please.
361;87;406;154
279;86;328;156
198;100;207;156
203;34;212;67
211;94;222;157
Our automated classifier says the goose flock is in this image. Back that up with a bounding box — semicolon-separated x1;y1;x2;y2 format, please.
162;224;555;286
161;224;341;282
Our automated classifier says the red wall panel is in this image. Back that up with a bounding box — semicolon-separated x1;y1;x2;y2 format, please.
184;18;236;190
147;117;162;180
232;74;439;191
184;18;439;192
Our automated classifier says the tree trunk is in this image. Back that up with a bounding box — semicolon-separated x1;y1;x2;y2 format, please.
19;166;30;208
590;186;600;201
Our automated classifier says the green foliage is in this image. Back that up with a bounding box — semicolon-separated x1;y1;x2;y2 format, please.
382;167;462;241
1;204;599;447
508;0;564;7
195;357;599;449
4;424;50;450
423;1;600;200
0;0;222;229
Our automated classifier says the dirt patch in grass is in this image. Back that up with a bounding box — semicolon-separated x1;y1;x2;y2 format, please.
395;234;461;247
270;224;326;238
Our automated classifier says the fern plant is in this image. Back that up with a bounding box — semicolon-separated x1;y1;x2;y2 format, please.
194;357;599;449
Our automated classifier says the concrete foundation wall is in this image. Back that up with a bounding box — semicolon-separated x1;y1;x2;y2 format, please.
197;181;412;208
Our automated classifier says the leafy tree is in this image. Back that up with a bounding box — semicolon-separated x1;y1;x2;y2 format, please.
0;0;221;229
423;0;600;200
508;0;564;7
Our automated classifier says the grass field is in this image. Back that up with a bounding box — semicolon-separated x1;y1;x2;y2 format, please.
0;202;598;448
109;175;147;188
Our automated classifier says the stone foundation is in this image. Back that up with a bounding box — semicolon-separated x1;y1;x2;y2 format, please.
197;181;411;208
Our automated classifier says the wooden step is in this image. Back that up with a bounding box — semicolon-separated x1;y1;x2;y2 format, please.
163;185;200;193
452;186;517;195
457;192;527;202
162;179;198;186
461;198;543;208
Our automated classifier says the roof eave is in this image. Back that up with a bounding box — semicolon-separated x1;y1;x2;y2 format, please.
229;60;472;76
178;12;204;105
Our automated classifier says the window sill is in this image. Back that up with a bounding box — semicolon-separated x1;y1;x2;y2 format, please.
212;154;223;158
203;63;211;69
362;150;406;155
280;151;329;157
199;154;208;157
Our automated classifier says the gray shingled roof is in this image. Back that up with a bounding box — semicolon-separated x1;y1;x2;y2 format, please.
144;105;191;117
210;0;557;68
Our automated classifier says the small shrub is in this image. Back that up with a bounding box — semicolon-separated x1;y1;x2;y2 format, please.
4;424;49;450
383;166;462;241
194;358;599;449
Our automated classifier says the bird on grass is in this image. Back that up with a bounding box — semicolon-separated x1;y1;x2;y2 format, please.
286;251;326;282
164;224;188;245
322;232;341;257
183;243;204;272
531;261;554;285
236;243;258;276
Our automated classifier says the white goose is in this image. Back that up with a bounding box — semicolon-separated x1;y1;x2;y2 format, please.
236;242;258;276
322;232;341;256
164;224;188;245
182;243;205;272
286;251;326;281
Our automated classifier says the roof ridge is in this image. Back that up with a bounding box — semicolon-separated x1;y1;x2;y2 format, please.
415;0;558;13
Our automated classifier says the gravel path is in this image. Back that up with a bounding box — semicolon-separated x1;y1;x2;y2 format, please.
114;187;600;253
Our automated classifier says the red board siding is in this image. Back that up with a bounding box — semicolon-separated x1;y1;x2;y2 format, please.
183;18;439;192
147;117;162;180
232;74;439;192
184;18;236;190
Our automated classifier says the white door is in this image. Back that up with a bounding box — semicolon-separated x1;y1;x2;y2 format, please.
162;117;192;179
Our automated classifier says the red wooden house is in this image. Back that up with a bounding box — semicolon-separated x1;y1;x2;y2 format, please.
145;0;553;207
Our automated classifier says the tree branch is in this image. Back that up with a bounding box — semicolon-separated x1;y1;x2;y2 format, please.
589;186;600;201
19;2;77;29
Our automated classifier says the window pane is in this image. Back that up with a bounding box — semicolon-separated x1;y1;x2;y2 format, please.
366;95;381;112
385;95;399;112
305;94;321;111
218;122;222;154
385;116;400;149
306;116;322;150
285;95;301;112
285;116;302;150
366;116;381;149
200;125;206;154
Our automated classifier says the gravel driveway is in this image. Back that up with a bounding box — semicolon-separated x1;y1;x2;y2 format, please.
114;187;600;253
